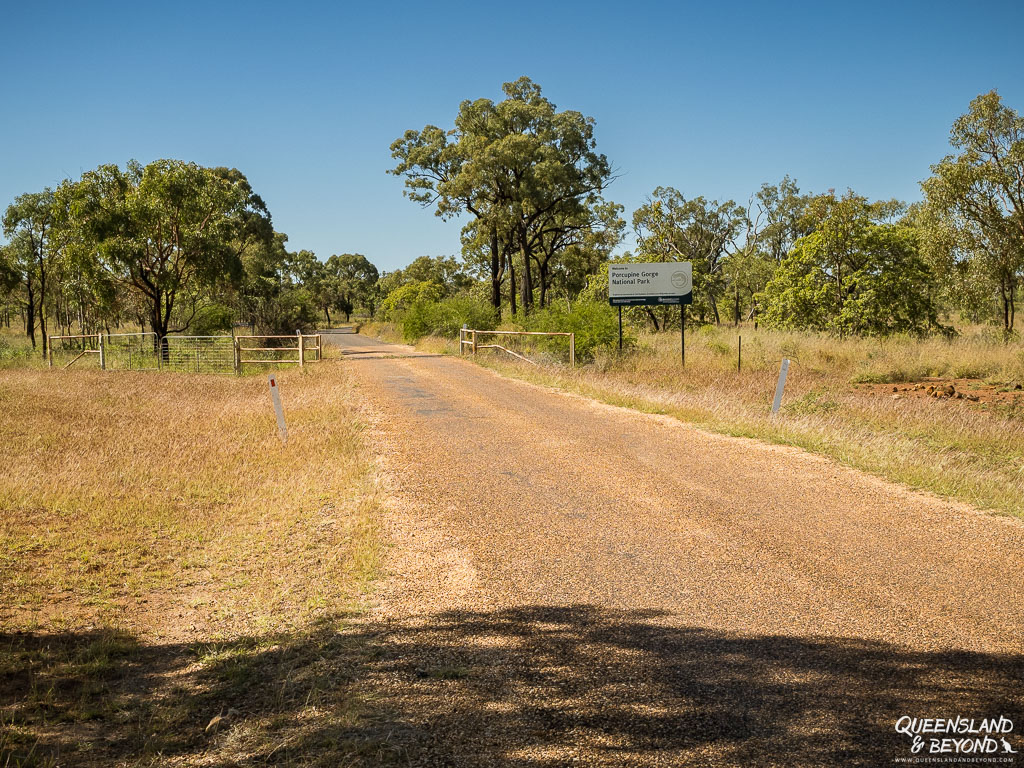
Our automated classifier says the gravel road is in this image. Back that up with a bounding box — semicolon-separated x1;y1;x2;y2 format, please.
325;330;1024;767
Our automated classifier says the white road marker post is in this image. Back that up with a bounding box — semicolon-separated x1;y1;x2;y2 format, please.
771;358;790;418
268;374;288;444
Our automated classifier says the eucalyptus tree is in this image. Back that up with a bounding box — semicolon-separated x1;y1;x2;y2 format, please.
758;192;938;335
3;189;57;354
532;198;625;306
390;76;613;314
632;188;747;324
324;253;379;321
56;160;272;348
756;176;812;264
921;90;1024;331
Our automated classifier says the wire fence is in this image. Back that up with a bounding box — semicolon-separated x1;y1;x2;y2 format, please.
105;332;159;371
46;332;325;375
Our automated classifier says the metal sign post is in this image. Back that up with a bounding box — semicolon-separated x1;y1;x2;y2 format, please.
268;374;288;443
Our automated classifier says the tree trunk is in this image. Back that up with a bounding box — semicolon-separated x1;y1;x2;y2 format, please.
519;226;534;314
25;276;36;349
734;287;740;327
489;228;502;310
508;256;518;316
1001;277;1011;332
645;308;660;331
150;295;169;356
1010;278;1017;332
324;306;331;325
538;259;549;308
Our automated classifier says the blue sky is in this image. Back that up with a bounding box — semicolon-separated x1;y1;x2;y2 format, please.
2;0;1021;272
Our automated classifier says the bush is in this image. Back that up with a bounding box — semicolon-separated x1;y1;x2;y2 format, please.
378;281;443;322
0;335;34;368
191;303;235;335
521;300;629;361
402;295;498;342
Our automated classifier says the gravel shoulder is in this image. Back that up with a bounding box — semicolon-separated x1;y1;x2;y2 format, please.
327;330;1024;767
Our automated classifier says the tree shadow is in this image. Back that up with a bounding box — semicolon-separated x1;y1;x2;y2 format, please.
2;605;1021;766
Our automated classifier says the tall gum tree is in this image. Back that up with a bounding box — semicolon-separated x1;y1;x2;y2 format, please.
3;189;56;355
56;160;271;350
922;90;1024;331
390;77;613;314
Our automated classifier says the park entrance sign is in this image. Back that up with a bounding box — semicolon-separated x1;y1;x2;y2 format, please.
608;262;692;306
608;262;693;366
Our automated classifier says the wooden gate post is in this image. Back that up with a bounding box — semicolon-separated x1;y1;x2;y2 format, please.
570;333;576;368
98;333;106;370
298;331;304;368
233;338;242;375
472;329;477;356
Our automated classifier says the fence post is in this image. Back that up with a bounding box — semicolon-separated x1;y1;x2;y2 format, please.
234;338;242;375
98;333;106;370
47;339;53;368
298;331;304;367
570;333;576;368
472;329;477;356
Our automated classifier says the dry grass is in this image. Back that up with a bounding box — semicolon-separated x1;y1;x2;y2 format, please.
0;364;395;766
372;321;1024;520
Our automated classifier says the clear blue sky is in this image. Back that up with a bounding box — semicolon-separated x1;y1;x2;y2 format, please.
2;0;1021;272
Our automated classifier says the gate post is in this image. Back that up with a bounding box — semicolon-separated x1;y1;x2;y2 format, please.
298;331;304;367
570;333;575;368
98;333;106;370
472;330;477;356
233;338;242;375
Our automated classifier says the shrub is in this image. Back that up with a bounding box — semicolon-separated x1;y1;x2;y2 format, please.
191;303;235;335
521;300;629;361
0;336;34;368
378;281;442;322
402;295;497;342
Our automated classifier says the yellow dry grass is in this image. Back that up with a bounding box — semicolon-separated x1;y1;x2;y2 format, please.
0;364;393;766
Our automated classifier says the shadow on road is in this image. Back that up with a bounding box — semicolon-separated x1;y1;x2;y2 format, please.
2;605;1021;766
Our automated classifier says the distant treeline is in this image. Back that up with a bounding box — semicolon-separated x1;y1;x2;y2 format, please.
2;81;1022;358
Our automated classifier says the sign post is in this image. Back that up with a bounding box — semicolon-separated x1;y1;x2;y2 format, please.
268;374;288;444
608;262;692;366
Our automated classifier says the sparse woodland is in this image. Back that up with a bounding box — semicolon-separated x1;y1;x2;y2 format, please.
2;81;1022;364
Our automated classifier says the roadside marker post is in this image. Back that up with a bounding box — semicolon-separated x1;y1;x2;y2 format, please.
771;358;790;417
268;374;288;444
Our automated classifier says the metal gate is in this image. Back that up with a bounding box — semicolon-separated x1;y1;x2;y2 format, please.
161;335;237;374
